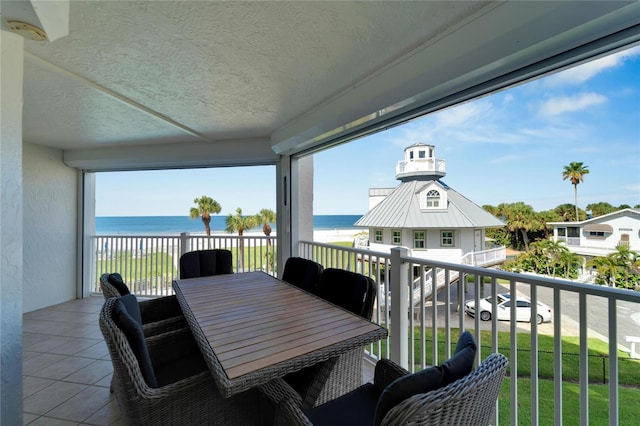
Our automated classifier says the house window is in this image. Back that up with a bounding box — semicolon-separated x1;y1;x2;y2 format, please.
392;230;401;245
413;231;425;249
418;150;426;158
567;227;580;238
441;231;454;246
409;151;414;160
587;231;605;239
374;229;383;243
426;190;440;208
557;228;566;237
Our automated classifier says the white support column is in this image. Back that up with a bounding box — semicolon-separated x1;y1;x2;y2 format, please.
0;29;24;425
390;247;409;369
79;171;95;298
291;155;314;253
276;154;314;276
276;156;291;277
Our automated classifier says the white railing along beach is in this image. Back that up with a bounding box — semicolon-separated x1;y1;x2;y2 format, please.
91;233;276;295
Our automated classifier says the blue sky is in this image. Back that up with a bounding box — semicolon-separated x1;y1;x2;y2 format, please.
97;46;640;217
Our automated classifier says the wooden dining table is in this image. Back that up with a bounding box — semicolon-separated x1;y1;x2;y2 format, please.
172;271;388;398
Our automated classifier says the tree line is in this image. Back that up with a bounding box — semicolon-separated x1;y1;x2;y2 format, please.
481;201;639;251
482;202;639;290
188;195;276;237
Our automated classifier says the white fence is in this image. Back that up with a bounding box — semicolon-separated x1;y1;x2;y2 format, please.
90;233;276;295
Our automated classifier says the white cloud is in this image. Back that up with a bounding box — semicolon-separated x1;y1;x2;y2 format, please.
539;92;607;116
622;183;640;193
434;101;492;127
545;45;640;86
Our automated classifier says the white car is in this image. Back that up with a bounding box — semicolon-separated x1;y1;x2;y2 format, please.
464;293;552;324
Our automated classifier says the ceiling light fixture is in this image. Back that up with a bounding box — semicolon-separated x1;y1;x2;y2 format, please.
7;20;48;41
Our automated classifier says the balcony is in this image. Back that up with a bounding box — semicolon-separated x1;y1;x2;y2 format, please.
395;158;446;181
299;241;640;424
33;235;637;424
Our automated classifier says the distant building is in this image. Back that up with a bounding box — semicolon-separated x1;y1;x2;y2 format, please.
355;144;505;265
548;208;640;258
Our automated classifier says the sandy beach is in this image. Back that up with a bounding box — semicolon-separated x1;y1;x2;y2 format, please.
96;229;368;255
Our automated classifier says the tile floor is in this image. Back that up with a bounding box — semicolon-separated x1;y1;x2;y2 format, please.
22;296;376;425
22;296;120;426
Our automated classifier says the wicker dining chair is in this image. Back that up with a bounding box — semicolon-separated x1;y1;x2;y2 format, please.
179;249;233;279
272;351;508;426
99;297;262;426
99;273;186;337
283;268;378;409
281;257;324;294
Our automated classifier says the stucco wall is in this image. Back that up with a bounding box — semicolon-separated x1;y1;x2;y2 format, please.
580;215;640;250
23;143;77;312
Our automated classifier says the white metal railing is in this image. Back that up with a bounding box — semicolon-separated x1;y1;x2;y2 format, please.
298;241;393;360
395;158;446;175
298;241;640;426
460;246;506;266
90;234;276;295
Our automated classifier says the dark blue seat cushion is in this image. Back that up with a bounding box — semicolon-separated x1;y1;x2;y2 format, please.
108;273;130;296
317;268;375;319
373;365;443;426
305;383;380;426
112;297;158;388
180;249;232;279
441;331;477;386
118;293;143;325
155;352;208;387
282;257;324;294
373;331;477;425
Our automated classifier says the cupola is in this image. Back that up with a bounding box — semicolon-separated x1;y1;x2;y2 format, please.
395;143;446;181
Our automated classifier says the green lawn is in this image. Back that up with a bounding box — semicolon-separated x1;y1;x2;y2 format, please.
407;329;640;385
373;328;640;423
95;244;278;292
96;252;177;293
499;377;638;425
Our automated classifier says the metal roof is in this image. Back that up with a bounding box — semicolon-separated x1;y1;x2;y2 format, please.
355;180;505;229
369;188;395;197
547;208;640;226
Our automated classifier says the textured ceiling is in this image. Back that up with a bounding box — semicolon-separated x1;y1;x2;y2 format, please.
20;1;483;149
11;0;640;163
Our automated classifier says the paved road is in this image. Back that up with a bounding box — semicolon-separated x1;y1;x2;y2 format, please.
516;283;640;351
423;281;640;353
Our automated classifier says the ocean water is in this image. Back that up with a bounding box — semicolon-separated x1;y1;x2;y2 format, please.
96;215;363;235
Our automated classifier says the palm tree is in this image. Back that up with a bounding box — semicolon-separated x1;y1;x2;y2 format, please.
225;207;259;236
562;162;589;222
558;251;583;279
497;202;540;251
258;209;276;237
189;196;221;236
587;256;618;287
225;208;260;271
554;203;580;222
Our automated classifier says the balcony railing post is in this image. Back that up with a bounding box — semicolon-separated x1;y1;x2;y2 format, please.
390;246;409;369
180;232;189;257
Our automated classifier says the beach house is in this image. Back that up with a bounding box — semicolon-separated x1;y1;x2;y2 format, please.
2;2;639;424
355;144;505;265
548;208;640;258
